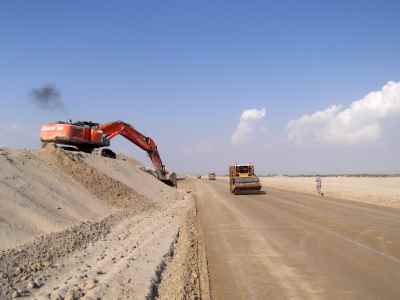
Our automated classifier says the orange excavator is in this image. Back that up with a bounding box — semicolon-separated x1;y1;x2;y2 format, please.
40;120;177;187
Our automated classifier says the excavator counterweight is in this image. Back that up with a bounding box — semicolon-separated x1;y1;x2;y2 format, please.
40;120;177;187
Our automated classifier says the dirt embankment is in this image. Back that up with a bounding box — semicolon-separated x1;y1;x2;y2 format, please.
261;176;400;208
0;148;110;248
0;147;206;299
39;144;151;210
155;194;210;300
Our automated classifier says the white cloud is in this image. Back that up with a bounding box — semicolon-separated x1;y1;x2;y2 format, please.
232;108;266;145
288;81;400;145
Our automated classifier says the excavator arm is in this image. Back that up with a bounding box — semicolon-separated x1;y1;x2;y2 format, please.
98;121;176;186
98;121;164;172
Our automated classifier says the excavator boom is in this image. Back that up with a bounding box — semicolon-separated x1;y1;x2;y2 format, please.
99;121;165;171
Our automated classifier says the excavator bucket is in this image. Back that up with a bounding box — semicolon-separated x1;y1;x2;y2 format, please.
158;172;177;187
141;168;177;187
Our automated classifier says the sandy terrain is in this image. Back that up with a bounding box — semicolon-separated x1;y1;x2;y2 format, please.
0;148;110;249
261;176;400;208
0;146;203;299
6;142;398;299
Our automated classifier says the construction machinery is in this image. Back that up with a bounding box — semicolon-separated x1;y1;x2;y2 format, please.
40;120;177;187
208;172;216;180
229;164;261;194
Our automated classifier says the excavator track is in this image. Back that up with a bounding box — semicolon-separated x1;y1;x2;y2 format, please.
93;148;117;159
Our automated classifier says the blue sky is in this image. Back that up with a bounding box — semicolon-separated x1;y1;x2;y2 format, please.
1;1;400;174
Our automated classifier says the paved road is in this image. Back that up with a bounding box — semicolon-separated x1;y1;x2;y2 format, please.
195;179;400;300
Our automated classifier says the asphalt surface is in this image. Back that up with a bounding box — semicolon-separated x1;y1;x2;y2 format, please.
195;179;400;300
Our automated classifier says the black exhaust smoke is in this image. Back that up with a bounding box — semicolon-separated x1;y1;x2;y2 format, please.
31;84;64;111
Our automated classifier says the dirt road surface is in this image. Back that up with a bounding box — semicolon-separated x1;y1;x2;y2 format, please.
195;179;400;300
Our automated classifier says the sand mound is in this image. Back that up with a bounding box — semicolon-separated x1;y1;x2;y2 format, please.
0;146;164;250
83;152;177;202
39;145;150;209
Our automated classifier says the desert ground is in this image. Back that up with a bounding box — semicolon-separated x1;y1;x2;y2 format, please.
262;176;400;208
2;146;400;299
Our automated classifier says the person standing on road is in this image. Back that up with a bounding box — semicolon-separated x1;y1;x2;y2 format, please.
316;175;322;196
